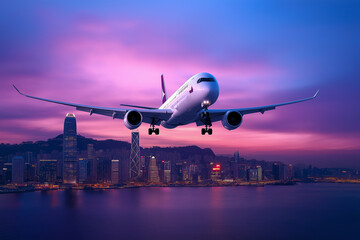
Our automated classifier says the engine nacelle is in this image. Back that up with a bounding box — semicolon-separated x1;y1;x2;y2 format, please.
222;111;243;130
124;110;143;130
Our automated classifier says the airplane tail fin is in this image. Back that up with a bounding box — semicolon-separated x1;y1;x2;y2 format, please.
161;74;167;104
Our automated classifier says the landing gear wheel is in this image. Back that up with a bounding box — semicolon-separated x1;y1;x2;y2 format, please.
149;122;159;135
201;126;213;135
201;128;206;135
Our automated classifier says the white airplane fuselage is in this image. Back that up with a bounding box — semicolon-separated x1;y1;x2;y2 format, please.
159;72;219;128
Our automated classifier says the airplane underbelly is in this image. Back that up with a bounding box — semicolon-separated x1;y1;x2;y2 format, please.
164;95;201;126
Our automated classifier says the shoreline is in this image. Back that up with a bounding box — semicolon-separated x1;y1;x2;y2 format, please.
1;179;360;194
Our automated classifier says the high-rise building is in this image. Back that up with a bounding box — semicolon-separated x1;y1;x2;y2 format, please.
211;164;221;181
272;163;285;180
163;161;171;183
87;144;97;183
129;131;140;180
182;164;189;182
173;163;183;182
257;166;262;181
235;163;249;181
12;156;24;184
247;168;258;181
288;164;294;180
25;163;37;182
111;160;120;184
189;164;198;183
2;163;12;184
39;159;57;183
140;156;146;180
78;158;88;183
63;113;78;184
0;159;4;185
149;156;160;183
119;159;129;183
25;152;34;164
97;157;111;183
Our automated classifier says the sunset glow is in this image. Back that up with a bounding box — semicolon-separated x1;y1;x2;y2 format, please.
1;1;359;168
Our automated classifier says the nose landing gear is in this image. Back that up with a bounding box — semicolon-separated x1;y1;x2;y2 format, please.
200;106;213;135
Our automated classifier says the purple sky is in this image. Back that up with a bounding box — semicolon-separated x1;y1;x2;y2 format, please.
1;0;360;168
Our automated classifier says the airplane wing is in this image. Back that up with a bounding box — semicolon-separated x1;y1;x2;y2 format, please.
13;85;173;125
198;90;319;125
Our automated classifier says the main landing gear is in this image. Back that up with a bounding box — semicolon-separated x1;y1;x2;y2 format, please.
148;124;159;135
201;125;212;135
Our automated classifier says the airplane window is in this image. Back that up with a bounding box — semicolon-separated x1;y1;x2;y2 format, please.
197;78;215;84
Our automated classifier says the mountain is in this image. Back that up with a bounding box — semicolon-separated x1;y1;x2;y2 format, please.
0;135;215;160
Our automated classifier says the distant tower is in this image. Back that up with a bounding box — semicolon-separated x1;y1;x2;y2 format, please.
234;151;240;163
12;156;24;184
129;131;140;180
149;156;160;183
63;113;78;184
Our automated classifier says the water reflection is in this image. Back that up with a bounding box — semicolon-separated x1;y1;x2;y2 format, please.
1;184;359;240
64;190;79;208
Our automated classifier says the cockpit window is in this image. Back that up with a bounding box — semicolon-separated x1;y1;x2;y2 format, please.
197;78;215;84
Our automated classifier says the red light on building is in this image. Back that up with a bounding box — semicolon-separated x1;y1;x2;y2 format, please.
212;164;221;171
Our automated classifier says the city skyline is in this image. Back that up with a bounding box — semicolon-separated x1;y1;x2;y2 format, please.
1;1;359;168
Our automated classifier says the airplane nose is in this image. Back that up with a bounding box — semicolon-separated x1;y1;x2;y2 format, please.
202;82;219;105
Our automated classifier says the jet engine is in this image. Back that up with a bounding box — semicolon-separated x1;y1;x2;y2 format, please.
221;111;243;130
124;110;143;129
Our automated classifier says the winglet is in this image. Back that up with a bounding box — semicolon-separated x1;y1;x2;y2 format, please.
13;84;24;96
313;90;319;98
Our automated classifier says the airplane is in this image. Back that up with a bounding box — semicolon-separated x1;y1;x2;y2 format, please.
13;72;319;135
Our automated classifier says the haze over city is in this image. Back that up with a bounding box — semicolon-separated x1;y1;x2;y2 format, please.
1;0;359;168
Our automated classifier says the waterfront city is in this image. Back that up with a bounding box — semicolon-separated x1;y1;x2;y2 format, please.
1;113;359;194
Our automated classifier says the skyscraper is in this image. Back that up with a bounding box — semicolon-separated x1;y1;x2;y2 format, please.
257;165;262;181
111;160;120;184
39;159;57;183
247;168;258;181
12;156;24;184
87;143;97;183
97;157;111;183
129;131;140;180
163;161;171;183
211;164;221;181
78;158;88;183
189;164;198;183
149;156;160;183
272;163;285;180
2;163;12;184
63;113;78;184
